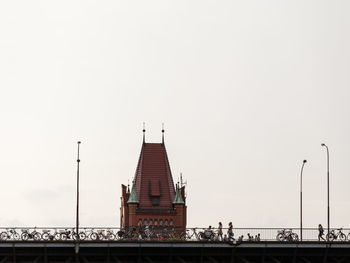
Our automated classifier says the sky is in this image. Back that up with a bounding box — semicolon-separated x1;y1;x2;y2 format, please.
0;1;349;229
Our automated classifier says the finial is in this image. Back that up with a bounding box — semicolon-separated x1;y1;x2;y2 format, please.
143;122;146;144
162;123;165;144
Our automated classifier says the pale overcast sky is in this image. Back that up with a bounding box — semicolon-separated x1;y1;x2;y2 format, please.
0;1;349;228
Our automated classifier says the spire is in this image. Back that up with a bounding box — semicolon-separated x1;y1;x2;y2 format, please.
173;183;184;204
127;184;139;204
143;122;146;144
162;123;165;144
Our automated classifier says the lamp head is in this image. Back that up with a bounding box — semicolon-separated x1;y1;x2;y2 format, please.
321;143;325;146
303;160;307;163
78;141;81;144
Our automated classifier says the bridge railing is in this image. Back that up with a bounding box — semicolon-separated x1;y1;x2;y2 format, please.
0;227;349;242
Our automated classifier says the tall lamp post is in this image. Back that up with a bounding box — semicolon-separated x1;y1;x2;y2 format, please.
300;159;307;242
321;143;330;241
76;141;81;254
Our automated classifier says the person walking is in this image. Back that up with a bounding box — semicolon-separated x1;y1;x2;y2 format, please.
318;224;325;241
217;222;223;241
228;222;234;241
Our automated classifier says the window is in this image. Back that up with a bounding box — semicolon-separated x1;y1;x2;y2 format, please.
159;219;163;226
149;219;153;226
154;220;158;226
170;219;173;226
152;197;160;206
144;219;148;225
165;219;168;226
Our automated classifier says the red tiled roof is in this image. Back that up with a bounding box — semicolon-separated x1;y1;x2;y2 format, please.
133;143;176;209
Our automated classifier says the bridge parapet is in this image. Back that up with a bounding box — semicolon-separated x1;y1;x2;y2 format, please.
1;227;349;242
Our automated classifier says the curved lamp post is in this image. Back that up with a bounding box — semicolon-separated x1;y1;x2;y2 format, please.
300;159;307;242
321;143;330;241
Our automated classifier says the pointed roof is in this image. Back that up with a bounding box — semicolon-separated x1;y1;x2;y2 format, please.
173;185;184;204
127;185;139;203
133;142;176;209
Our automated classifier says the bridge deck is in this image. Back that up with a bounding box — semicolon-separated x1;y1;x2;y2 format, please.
0;241;349;263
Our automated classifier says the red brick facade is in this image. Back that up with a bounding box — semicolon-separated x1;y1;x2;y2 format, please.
120;141;186;229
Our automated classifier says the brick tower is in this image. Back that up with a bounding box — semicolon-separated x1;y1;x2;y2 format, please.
120;128;186;230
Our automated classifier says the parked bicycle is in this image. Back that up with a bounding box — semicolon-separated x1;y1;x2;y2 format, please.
21;228;41;241
327;228;346;241
199;228;216;241
95;229;115;240
276;229;298;242
116;227;138;240
0;228;20;241
41;229;55;241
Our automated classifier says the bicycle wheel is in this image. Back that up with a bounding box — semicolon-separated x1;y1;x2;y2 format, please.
339;233;346;241
178;232;186;241
90;232;98;240
13;233;20;240
33;233;41;241
21;233;29;241
0;232;8;240
276;233;284;241
60;233;67;241
108;233;115;241
210;233;216;241
79;232;86;241
292;233;299;241
42;233;50;241
54;232;61;240
347;233;350;241
72;233;78;240
327;233;334;241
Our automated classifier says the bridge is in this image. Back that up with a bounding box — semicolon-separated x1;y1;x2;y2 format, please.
1;241;350;263
1;227;350;263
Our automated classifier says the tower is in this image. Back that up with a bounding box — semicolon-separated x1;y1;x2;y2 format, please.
120;128;186;230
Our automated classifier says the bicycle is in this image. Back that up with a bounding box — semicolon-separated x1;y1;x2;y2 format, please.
96;229;115;241
21;228;41;241
0;228;20;241
327;228;346;241
186;228;201;241
276;229;298;242
105;229;116;240
198;228;216;241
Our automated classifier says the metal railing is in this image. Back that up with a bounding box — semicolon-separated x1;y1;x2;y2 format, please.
0;227;349;242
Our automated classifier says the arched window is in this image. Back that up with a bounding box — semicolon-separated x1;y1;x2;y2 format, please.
144;219;148;226
154;219;158;226
149;219;153;226
165;219;168;226
170;219;174;226
159;219;163;226
138;219;142;226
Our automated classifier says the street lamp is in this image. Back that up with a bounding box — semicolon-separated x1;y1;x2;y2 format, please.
300;159;307;242
321;143;330;241
76;141;81;254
